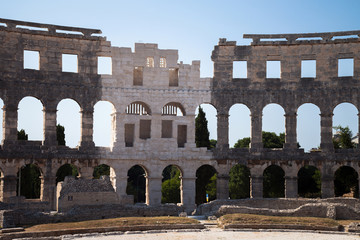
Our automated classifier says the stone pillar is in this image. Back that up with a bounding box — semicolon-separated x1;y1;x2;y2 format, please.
2;175;17;203
43;108;57;146
321;176;334;198
185;114;196;148
41;176;56;210
250;111;263;150
216;174;229;199
285;176;298;198
180;177;196;213
250;175;263;198
151;113;162;139
79;109;95;148
115;175;129;204
320;113;334;152
146;177;162;206
80;167;93;179
216;113;229;149
111;112;125;149
284;112;298;149
2;105;18;145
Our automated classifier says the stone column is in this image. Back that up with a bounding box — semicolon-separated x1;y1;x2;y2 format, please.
146;177;162;206
79;109;95;148
186;114;196;147
111;112;125;150
250;175;263;198
320;113;334;152
41;175;56;210
321;176;334;198
250;110;263;150
285;176;298;198
216;113;229;149
43;108;57;146
2;105;18;145
216;174;229;199
115;175;129;204
2;175;17;203
284;112;298;149
180;177;196;213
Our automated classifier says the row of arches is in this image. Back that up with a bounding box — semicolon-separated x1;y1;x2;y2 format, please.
200;102;358;151
11;162;360;204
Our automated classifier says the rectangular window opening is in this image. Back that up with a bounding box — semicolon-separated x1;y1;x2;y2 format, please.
233;61;247;78
169;68;179;86
133;67;143;86
139;120;151;139
146;57;154;67
125;124;135;147
160;57;166;68
17;25;48;32
24;50;40;70
161;120;172;138
62;54;78;73
301;60;316;78
177;125;187;148
98;56;112;75
266;60;281;78
338;58;354;77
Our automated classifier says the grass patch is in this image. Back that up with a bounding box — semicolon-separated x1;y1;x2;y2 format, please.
25;216;198;232
219;213;341;228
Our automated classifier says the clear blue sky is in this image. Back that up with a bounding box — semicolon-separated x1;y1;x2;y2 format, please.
1;0;360;150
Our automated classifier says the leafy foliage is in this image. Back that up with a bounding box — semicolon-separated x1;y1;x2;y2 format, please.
17;129;28;140
195;106;210;148
196;165;217;204
209;139;217;149
229;165;250;199
334;166;359;197
234;137;250;148
263;165;285;198
298;166;321;198
56;164;79;184
93;164;110;179
126;165;146;203
333;125;355;149
56;124;66;146
262;132;285;148
17;164;41;199
161;165;181;203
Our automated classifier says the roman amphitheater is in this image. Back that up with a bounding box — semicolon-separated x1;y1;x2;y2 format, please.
1;18;360;225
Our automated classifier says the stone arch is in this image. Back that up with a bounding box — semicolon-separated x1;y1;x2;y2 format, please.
93;101;116;147
229;103;251;148
127;164;147;203
55;163;79;184
126;101;151;115
297;103;321;152
18;96;44;141
229;164;250;199
162;102;185;116
57;99;81;148
262;104;285;143
195;164;217;205
263;165;285;198
161;165;183;204
16;163;43;199
195;103;218;145
0;98;3;143
297;165;321;198
334;166;359;198
333;102;358;149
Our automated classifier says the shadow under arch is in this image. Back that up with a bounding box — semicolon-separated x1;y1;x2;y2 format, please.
196;164;217;205
56;163;79;184
127;165;147;203
229;164;250;199
17;163;42;199
334;165;359;198
263;165;285;198
297;165;321;198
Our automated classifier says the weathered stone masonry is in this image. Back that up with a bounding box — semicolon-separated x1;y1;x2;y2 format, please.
0;18;360;213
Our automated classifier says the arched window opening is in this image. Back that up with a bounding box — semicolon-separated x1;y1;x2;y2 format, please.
161;165;182;204
196;165;217;205
263;165;285;198
229;164;250;199
297;103;321;152
262;104;285;148
333;103;358;149
334;166;359;198
18;96;43;141
229;104;251;148
126;102;151;115
17;164;41;199
162;102;185;116
56;164;79;184
57;99;81;148
93;164;110;179
195;104;217;148
298;166;321;198
94;101;115;147
126;165;146;203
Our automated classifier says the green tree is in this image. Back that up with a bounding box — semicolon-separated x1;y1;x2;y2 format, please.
209;139;217;149
196;165;217;204
195;106;210;148
17;164;41;199
205;173;217;200
234;137;250;148
229;165;250;199
333;125;355;149
263;165;285;198
56;124;66;146
93;164;110;179
56;164;79;184
161;166;181;203
17;129;28;140
262;132;285;148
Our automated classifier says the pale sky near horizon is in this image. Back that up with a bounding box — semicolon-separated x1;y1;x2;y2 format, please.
1;0;360;151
